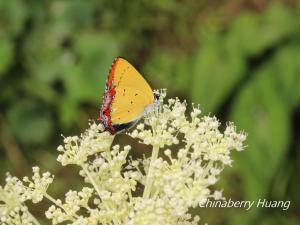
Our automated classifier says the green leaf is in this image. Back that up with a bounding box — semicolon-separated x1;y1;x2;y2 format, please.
58;97;81;129
21;79;57;103
62;33;121;102
143;50;192;95
0;0;27;37
191;32;246;113
230;62;290;200
232;210;299;225
0;38;13;76
65;0;94;30
24;24;71;85
75;32;121;66
226;3;297;57
270;43;300;108
191;3;299;114
63;64;104;103
6;100;54;145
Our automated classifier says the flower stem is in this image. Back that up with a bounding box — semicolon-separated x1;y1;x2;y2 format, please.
44;193;78;220
81;164;103;198
82;164;121;224
143;145;159;198
28;211;41;225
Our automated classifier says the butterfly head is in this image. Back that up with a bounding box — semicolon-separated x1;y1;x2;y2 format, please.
153;91;161;107
154;92;160;101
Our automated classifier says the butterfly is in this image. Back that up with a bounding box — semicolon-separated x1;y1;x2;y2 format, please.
99;57;159;134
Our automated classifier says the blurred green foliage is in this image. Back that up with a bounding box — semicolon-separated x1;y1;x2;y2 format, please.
0;0;299;225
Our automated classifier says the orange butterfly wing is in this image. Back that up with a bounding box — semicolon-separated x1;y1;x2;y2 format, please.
100;57;155;134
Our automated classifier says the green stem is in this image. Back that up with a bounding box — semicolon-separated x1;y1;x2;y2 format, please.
82;164;119;224
143;145;160;198
44;193;78;220
27;211;41;225
82;164;102;197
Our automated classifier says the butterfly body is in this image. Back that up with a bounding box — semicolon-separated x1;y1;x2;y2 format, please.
99;57;157;134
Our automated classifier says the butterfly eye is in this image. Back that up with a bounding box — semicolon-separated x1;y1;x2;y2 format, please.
154;93;160;101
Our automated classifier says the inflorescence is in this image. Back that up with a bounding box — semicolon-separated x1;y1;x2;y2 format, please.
0;91;246;225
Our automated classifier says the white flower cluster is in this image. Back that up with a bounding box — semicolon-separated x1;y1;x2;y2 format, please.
125;95;246;224
57;123;114;166
0;167;53;225
126;197;200;225
0;92;246;225
45;187;94;224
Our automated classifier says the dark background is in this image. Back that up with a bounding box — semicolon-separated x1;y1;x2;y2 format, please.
0;0;299;224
